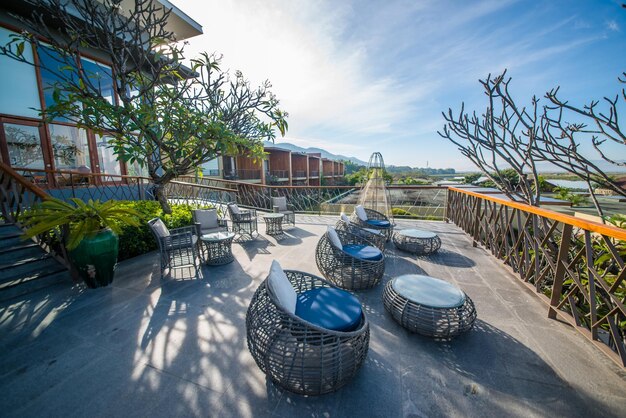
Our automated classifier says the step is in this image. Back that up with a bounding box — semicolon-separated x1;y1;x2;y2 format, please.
0;250;51;270
0;270;72;303
0;241;40;257
0;234;30;248
0;225;21;239
0;257;66;286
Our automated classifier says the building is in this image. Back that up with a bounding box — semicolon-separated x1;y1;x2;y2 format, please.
200;148;345;186
0;1;202;184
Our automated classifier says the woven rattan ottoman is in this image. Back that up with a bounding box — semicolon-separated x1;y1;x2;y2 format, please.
392;229;441;255
382;274;476;338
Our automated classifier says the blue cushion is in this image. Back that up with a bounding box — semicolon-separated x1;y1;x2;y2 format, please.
343;244;383;261
295;288;363;332
366;219;391;228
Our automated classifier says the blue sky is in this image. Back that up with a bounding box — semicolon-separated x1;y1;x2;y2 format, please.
178;0;626;170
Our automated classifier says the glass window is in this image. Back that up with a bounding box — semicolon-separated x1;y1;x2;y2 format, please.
48;124;90;171
38;45;79;120
80;57;115;105
3;123;45;169
0;28;41;118
95;134;121;176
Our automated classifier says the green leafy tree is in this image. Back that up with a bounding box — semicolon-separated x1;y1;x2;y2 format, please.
2;0;287;213
463;173;481;184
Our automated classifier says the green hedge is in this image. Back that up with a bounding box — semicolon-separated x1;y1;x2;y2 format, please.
115;201;213;261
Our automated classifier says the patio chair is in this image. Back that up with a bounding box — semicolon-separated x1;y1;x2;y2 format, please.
148;217;199;278
246;260;370;395
192;208;228;236
315;226;385;290
226;202;258;238
351;205;393;241
271;196;295;227
335;212;386;251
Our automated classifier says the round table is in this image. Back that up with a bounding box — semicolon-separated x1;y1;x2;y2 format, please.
262;213;284;236
200;232;236;265
392;229;441;255
382;274;476;338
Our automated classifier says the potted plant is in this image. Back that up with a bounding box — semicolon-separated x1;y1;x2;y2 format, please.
23;198;140;288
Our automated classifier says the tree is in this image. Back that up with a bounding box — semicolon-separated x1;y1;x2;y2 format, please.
533;74;626;218
440;69;626;217
463;173;481;184
439;71;542;205
1;0;287;213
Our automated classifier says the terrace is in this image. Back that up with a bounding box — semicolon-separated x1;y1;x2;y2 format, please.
1;213;626;417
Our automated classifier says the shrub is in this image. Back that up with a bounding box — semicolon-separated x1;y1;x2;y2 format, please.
115;200;213;261
392;208;419;219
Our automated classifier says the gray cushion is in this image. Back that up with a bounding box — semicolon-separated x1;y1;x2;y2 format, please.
194;209;218;229
268;260;297;314
272;196;288;212
151;219;170;238
229;204;241;214
355;205;368;221
327;226;343;250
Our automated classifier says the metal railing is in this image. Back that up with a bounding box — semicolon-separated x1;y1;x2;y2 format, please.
14;168;153;202
0;162;71;268
447;187;626;368
293;170;307;178
268;170;289;179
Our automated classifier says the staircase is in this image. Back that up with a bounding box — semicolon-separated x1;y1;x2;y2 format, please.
0;223;71;302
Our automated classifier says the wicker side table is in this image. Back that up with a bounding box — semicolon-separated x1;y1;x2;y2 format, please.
262;213;284;235
382;274;476;338
200;232;236;265
392;229;441;255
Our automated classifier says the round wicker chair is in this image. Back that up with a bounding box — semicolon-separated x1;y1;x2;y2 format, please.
246;270;370;395
335;218;386;251
350;207;393;241
315;229;385;290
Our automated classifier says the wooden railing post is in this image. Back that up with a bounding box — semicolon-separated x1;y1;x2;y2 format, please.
548;224;573;319
472;196;481;247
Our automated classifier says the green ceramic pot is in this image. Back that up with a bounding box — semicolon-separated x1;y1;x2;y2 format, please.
69;228;119;288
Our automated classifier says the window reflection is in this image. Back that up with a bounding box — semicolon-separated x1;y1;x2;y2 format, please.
49;124;90;171
38;46;78;119
4;124;44;169
81;57;115;105
95;134;121;176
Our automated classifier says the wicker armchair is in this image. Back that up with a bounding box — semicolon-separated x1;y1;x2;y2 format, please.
192;209;228;236
246;269;370;395
315;228;385;290
350;206;393;241
271;196;295;226
148;218;199;278
335;213;386;251
226;203;258;238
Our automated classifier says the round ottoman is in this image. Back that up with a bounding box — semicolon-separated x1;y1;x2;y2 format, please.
392;229;441;255
382;274;476;338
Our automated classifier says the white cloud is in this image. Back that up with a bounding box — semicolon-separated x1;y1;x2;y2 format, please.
607;20;620;32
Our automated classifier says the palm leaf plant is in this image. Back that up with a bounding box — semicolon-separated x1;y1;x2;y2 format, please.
23;198;141;288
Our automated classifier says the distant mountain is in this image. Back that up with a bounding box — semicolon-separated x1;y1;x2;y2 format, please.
263;141;368;166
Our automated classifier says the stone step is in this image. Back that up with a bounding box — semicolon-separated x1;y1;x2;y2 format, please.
0;256;66;286
0;270;72;304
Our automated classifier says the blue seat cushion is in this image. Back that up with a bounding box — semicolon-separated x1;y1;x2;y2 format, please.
366;219;391;228
295;287;363;332
343;244;383;261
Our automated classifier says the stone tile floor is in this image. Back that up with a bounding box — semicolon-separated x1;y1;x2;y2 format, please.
1;215;625;417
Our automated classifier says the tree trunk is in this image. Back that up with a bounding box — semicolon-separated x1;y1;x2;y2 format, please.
153;183;172;214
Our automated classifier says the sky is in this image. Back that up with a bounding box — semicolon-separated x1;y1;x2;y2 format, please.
176;0;626;170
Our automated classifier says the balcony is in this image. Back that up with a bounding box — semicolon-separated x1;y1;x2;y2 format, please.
1;212;624;416
223;169;262;181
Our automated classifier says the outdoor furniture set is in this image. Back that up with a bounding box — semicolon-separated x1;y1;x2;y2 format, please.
149;201;297;273
150;203;475;395
246;206;476;396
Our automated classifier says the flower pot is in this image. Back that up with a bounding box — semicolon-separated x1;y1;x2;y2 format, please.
69;228;119;288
